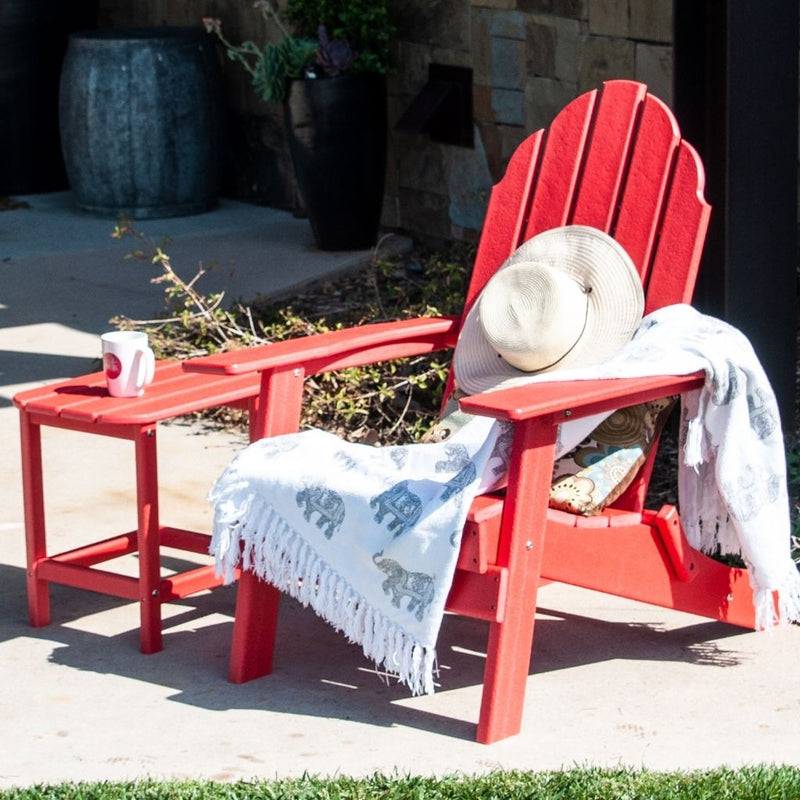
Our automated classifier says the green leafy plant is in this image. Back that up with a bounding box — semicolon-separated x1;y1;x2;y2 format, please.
287;0;394;76
109;219;261;358
202;0;394;105
250;244;469;443
111;221;470;444
203;3;317;104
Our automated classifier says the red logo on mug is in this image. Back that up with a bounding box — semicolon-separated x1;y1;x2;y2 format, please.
104;352;122;379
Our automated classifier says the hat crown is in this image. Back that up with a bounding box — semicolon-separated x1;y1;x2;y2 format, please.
478;262;589;372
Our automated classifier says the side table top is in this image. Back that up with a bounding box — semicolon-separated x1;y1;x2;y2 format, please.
14;361;261;426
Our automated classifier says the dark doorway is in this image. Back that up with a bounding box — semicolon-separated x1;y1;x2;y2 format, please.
674;0;799;429
0;0;98;195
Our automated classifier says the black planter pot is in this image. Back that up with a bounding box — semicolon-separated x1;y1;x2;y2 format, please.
284;74;387;251
59;27;224;219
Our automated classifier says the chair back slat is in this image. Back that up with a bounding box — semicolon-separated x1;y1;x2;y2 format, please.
612;93;681;284
521;88;596;238
643;142;710;313
568;80;647;233
464;131;543;311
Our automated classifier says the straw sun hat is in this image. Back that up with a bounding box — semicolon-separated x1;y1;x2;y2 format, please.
453;225;644;395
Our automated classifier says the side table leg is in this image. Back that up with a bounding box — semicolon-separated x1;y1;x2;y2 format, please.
19;411;51;627
135;425;162;654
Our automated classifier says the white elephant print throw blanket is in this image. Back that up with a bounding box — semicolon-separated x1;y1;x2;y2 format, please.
209;411;511;695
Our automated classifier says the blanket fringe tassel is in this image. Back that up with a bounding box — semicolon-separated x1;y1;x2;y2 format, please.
211;495;438;696
754;561;800;631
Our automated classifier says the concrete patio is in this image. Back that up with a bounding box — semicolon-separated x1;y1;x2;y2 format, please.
0;192;798;789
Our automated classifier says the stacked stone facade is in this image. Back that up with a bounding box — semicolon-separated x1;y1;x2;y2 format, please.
388;0;672;241
96;0;673;242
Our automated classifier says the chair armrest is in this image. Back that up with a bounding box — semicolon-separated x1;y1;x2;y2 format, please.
182;316;461;377
459;372;705;423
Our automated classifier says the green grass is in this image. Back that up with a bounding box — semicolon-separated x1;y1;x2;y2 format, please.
3;767;800;800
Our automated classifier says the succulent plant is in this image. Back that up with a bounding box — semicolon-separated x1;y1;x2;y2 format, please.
315;24;354;77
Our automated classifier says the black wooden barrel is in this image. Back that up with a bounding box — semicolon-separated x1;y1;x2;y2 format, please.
59;27;224;218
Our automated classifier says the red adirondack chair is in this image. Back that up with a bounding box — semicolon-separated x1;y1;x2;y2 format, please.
184;80;760;743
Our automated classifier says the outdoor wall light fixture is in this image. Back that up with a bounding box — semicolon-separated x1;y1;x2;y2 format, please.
395;63;474;148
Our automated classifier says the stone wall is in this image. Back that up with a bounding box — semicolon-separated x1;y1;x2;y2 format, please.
96;0;673;242
389;0;672;241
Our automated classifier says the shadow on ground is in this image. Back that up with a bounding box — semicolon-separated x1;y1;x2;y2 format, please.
0;558;749;742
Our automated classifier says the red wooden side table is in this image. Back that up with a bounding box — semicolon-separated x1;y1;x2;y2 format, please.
14;360;260;654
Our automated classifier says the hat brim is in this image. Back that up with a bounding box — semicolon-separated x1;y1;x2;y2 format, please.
453;226;644;394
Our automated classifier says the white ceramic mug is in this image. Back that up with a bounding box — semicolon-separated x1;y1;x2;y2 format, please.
101;331;156;397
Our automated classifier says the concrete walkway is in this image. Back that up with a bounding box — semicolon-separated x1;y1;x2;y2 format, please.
0;193;798;789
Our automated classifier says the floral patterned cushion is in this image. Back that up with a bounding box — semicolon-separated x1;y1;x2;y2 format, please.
425;393;677;516
549;397;677;515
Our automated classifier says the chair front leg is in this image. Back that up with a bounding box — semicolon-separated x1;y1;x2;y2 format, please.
477;414;558;744
229;570;282;683
229;365;306;682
